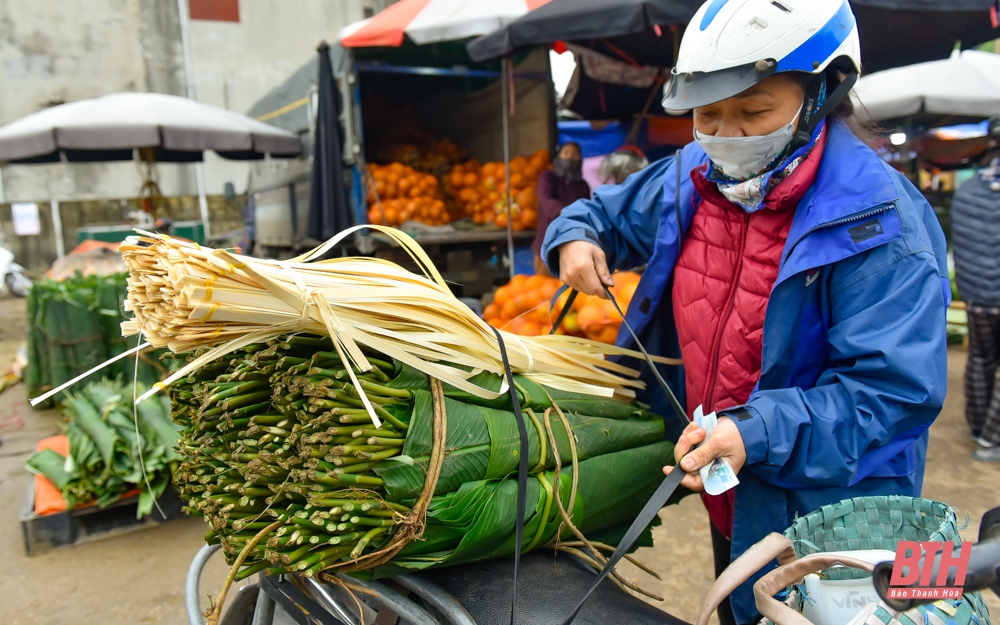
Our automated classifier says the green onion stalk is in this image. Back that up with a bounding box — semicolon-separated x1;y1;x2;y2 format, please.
170;334;687;581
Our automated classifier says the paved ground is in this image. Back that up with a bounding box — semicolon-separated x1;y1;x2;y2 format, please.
0;294;995;624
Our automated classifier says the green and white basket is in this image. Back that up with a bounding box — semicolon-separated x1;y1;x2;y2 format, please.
781;496;991;625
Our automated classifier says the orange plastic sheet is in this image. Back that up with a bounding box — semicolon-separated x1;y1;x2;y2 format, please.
32;435;140;515
33;435;71;516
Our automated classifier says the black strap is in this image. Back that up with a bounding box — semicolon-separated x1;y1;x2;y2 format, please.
791;69;859;150
560;467;687;625
605;286;688;428
548;285;579;335
491;327;531;625
559;287;692;625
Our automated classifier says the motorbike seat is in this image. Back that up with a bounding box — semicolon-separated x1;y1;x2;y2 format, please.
416;550;689;625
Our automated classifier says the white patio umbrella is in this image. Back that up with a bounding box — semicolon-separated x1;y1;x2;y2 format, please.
0;92;301;163
0;92;301;257
855;49;1000;122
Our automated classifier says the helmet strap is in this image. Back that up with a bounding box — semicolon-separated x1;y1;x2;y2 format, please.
790;68;859;150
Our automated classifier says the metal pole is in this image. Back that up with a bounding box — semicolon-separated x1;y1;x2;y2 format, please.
185;544;221;625
0;167;5;204
50;200;65;259
502;57;515;281
177;0;212;240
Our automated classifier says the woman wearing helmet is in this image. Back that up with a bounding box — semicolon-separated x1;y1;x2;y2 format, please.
541;1;949;623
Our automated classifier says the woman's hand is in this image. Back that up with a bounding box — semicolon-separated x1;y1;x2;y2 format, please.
663;416;747;492
558;241;614;298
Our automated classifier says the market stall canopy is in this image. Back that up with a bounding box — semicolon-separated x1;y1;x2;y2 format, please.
0;92;303;164
339;0;553;48
466;0;998;74
855;49;1000;122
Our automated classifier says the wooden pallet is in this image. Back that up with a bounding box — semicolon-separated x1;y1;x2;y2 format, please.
19;481;186;556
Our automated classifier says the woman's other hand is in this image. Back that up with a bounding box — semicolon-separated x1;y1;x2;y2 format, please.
663;417;747;492
557;241;615;298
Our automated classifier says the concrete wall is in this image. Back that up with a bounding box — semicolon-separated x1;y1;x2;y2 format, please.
0;196;245;272
0;0;383;262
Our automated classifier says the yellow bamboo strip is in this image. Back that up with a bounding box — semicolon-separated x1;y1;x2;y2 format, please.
119;226;670;410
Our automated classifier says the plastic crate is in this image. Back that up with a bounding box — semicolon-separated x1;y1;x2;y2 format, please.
172;220;206;245
20;482;186;556
77;224;135;244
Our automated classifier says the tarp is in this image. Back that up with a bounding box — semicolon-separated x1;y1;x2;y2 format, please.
855;49;1000;121
340;0;552;48
467;0;998;75
306;44;353;242
557;117;693;158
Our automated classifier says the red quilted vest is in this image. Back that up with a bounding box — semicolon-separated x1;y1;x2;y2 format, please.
672;131;827;538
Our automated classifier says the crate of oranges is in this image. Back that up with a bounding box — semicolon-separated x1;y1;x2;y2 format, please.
367;162;450;227
482;272;642;344
447;149;551;231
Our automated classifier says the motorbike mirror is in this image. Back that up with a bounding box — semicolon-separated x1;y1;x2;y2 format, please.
872;561;916;612
979;505;1000;542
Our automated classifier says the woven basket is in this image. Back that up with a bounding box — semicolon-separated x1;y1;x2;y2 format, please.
781;496;991;625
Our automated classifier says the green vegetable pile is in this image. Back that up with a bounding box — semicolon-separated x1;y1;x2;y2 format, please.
26;273;167;405
25;379;180;517
170;334;681;581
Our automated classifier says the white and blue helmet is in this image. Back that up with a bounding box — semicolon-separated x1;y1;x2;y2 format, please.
662;0;862;114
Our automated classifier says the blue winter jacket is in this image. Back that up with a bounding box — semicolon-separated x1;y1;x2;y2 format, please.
542;121;949;624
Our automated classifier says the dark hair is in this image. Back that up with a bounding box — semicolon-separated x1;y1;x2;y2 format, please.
558;142;582;155
830;81;881;146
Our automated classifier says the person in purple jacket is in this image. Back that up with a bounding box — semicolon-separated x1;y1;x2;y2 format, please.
532;142;590;276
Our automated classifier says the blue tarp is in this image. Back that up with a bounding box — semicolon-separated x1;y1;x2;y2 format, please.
557;120;628;158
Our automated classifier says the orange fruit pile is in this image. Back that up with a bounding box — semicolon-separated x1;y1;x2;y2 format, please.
482;271;642;344
447;149;551;230
367;162;450;227
382;138;468;179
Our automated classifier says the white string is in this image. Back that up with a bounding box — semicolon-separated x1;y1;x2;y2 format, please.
30;342;150;406
132;323;166;519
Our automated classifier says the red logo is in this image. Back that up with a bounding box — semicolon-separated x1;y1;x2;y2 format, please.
887;541;971;600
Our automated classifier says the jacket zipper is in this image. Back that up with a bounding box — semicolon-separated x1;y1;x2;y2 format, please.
780;204;894;269
704;212;750;411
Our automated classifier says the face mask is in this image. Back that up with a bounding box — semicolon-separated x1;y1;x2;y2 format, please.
553;157;583;182
694;109;801;180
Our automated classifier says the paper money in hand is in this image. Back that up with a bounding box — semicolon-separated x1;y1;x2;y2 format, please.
692;405;740;496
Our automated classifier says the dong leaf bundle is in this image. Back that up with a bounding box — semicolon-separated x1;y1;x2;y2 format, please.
171;334;684;581
26;273;167;405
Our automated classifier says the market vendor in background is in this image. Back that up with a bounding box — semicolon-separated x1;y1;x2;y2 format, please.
597;145;650;185
951;112;1000;463
531;142;590;276
541;1;949;623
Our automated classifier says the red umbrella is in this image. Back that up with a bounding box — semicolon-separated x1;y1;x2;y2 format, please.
340;0;551;48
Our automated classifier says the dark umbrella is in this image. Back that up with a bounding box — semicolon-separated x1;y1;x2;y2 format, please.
468;0;998;74
307;42;352;244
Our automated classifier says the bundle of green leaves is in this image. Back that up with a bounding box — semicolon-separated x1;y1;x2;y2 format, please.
25;379;181;517
170;335;684;581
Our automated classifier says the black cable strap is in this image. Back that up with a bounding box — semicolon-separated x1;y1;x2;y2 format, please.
560;288;692;625
603;286;688;428
491;327;531;625
559;467;686;625
548;285;579;334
